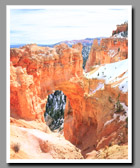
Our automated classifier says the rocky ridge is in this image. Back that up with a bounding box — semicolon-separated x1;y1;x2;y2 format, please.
112;22;128;36
85;38;128;72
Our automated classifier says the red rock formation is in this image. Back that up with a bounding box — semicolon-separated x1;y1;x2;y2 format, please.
10;43;83;121
112;23;128;36
10;43;128;156
85;38;128;72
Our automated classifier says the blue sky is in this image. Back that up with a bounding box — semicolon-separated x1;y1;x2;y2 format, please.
10;6;129;45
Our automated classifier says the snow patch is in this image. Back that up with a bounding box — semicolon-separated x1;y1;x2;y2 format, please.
112;32;126;38
113;77;128;93
104;113;118;127
38;53;46;56
119;102;128;122
108;50;118;58
91;83;104;94
85;59;128;93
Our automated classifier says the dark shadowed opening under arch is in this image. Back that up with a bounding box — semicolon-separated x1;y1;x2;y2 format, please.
44;90;66;131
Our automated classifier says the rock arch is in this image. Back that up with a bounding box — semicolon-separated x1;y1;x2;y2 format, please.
10;43;83;118
10;43;128;152
10;43;94;147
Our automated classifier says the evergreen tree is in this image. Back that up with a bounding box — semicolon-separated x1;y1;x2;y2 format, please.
45;90;66;131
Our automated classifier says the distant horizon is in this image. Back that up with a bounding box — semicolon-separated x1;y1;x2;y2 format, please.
9;6;129;45
10;36;106;47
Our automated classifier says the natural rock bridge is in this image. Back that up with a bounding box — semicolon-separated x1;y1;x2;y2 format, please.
10;43;128;153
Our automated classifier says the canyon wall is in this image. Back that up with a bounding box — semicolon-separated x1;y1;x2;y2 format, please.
85;38;128;72
10;43;128;153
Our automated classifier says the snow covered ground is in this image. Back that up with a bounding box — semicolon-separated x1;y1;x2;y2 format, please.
84;59;128;93
112;32;125;38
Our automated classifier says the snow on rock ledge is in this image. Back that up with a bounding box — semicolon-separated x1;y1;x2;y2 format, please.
85;59;128;93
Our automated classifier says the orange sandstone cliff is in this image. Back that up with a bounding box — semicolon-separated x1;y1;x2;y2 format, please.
10;43;83;121
85;38;128;72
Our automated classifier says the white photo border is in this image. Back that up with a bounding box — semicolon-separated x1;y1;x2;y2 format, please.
6;5;132;163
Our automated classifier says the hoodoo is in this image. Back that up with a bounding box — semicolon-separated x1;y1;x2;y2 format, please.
112;22;128;36
85;38;128;72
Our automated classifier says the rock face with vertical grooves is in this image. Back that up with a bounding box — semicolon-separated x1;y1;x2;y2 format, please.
85;38;128;72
